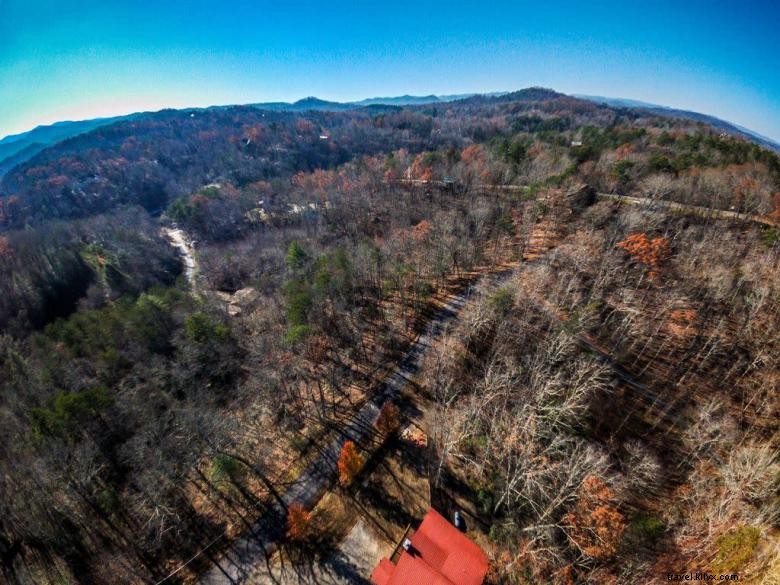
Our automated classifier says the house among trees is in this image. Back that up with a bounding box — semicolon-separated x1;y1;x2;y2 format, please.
370;508;489;585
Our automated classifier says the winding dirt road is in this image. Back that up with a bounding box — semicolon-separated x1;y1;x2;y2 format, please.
161;226;198;285
176;180;769;583
399;179;778;227
596;193;778;227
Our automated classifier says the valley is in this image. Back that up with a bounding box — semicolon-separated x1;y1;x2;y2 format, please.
0;89;777;585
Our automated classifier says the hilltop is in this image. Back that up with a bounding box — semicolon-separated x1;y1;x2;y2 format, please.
2;88;778;181
2;87;778;232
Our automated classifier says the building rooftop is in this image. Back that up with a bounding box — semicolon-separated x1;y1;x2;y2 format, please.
370;508;489;585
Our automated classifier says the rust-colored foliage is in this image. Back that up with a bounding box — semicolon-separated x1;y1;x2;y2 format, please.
246;180;272;196
735;176;759;206
667;308;698;337
616;233;670;277
390;219;432;249
291;168;351;201
376;403;400;436
614;143;634;159
241;124;266;143
410;219;431;241
670;308;697;323
285;503;312;541
770;192;780;221
410;154;434;182
562;476;626;560
551;564;576;585
190;194;210;207
47;175;69;187
196;130;219;142
295;119;316;134
383;167;399;183
337;440;364;486
461;144;483;164
25;165;47;179
0;236;11;259
461;144;492;182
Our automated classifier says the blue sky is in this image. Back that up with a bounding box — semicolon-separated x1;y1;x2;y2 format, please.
1;0;778;141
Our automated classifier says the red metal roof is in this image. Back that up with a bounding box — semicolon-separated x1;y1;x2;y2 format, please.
370;557;395;585
386;553;457;585
371;508;489;585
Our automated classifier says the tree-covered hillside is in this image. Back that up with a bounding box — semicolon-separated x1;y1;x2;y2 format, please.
0;89;777;584
3;89;777;231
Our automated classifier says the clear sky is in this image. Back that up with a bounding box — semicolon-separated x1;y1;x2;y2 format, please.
1;0;778;141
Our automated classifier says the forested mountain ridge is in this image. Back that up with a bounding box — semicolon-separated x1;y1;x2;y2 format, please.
0;94;464;180
0;115;139;177
5;89;778;181
575;94;780;153
0;88;778;584
0;88;776;227
0;104;420;227
5;86;775;337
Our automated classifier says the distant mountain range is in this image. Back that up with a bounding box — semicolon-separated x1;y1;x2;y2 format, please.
574;94;780;153
351;92;508;106
249;92;508;111
1;91;777;178
0;95;491;176
0;115;139;176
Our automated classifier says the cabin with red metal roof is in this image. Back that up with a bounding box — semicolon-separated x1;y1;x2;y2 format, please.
370;508;489;585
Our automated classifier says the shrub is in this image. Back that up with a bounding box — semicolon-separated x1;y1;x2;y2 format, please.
761;227;778;248
562;476;626;560
98;488;120;515
283;279;313;325
290;434;311;454
630;514;665;543
713;525;761;573
649;154;675;174
286;240;308;270
337;440;364;486
286;503;312;541
31;387;112;440
210;454;244;486
415;281;435;299
376;403;401;436
130;293;175;353
488;287;514;315
611;160;635;182
477;486;497;516
284;324;314;345
185;312;230;344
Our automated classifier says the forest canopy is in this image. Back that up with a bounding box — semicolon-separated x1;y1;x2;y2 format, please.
1;90;778;585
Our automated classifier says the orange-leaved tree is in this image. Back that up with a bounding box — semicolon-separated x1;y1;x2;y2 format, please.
410;153;435;182
286;503;312;541
616;233;670;278
562;475;626;560
460;144;491;183
338;440;364;486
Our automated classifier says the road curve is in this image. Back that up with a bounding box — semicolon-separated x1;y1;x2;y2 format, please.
162;226;198;285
